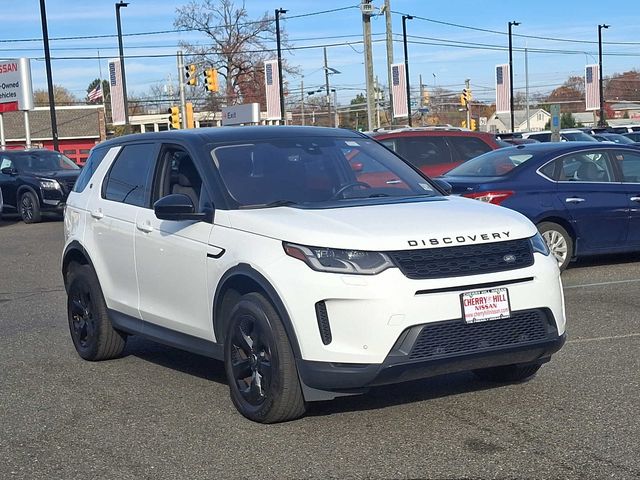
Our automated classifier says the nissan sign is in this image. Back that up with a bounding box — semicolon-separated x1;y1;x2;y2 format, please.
0;58;34;112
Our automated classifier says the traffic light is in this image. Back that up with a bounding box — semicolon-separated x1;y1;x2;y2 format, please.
471;118;477;131
185;64;197;86
168;106;180;129
461;120;467;128
204;68;218;92
461;88;473;106
460;93;467;107
185;102;194;129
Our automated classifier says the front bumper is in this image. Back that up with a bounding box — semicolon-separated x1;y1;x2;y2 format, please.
297;308;565;397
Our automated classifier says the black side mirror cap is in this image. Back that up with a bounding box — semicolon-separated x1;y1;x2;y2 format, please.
1;167;17;176
153;193;206;221
433;178;452;195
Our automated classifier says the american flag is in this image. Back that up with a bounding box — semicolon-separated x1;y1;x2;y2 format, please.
108;59;125;125
495;64;511;114
87;84;102;102
585;64;600;111
264;59;281;120
391;63;407;118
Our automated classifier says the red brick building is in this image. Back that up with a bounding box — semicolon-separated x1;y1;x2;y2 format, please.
2;105;106;165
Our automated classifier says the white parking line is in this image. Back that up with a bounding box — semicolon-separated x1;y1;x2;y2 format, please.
567;333;640;344
564;278;640;289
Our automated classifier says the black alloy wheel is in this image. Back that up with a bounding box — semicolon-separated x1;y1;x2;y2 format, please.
69;283;97;352
66;263;126;361
224;292;306;423
229;314;273;406
20;192;41;223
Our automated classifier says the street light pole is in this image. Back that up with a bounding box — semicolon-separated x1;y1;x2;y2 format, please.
275;8;287;125
38;0;59;151
402;15;413;127
598;24;609;127
115;1;129;127
508;20;520;133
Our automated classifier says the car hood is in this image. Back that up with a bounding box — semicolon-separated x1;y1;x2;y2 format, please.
21;170;80;181
223;196;537;251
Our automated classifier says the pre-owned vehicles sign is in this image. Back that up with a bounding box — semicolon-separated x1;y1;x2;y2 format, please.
0;58;34;112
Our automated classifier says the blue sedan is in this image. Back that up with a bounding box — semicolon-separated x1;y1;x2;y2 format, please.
440;142;640;269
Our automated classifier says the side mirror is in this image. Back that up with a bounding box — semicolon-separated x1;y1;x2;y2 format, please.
433;178;452;195
153;193;206;221
1;167;16;176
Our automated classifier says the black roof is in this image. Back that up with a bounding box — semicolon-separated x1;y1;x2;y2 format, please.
98;126;365;149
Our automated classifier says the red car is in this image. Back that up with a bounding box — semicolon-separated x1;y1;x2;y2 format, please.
370;127;499;177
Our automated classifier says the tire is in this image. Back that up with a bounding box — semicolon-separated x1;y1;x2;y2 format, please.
20;191;42;224
537;221;573;271
473;363;542;383
224;292;306;423
66;263;126;361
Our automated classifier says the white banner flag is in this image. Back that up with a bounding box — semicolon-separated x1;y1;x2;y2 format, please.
391;63;407;118
264;60;281;120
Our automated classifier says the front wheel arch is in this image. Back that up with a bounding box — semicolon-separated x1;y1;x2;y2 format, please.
213;264;302;359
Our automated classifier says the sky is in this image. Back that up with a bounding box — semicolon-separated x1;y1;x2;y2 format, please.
3;0;640;107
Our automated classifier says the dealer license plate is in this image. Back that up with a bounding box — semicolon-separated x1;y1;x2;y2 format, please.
461;288;511;324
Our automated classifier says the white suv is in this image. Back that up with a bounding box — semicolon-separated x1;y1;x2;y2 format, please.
62;127;566;423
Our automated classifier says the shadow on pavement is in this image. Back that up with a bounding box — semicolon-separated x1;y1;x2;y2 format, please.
124;335;509;417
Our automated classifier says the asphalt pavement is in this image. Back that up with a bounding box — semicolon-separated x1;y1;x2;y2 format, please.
1;218;639;480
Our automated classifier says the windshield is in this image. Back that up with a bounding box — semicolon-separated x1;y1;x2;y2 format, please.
562;132;598;142
11;151;79;172
444;149;534;177
603;134;634;144
211;136;438;208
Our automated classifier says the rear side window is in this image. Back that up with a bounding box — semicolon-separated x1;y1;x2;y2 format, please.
104;143;155;207
73;147;109;193
447;136;492;161
446;150;534;177
395;136;451;168
613;150;640;182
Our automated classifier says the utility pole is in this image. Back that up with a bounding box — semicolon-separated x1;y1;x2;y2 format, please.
508;20;520;133
465;78;471;129
275;8;287;125
177;51;187;129
525;47;530;131
361;1;375;130
402;15;413;126
116;1;130;127
324;47;332;127
419;74;424;126
375;76;381;129
598;24;609;127
39;0;59;150
300;78;305;126
384;0;394;126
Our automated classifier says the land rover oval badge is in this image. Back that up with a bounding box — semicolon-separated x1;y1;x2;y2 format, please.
503;254;516;263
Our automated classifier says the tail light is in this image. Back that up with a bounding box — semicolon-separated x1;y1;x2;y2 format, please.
463;190;514;205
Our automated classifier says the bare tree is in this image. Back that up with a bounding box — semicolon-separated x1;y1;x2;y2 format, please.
175;0;294;107
33;85;78;106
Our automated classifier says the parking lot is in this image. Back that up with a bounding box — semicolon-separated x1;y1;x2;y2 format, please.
1;218;639;480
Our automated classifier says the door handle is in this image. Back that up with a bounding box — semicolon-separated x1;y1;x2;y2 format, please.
565;197;585;204
90;209;104;219
630;196;640;202
136;222;153;233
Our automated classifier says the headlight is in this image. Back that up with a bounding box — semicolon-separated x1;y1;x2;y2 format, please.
40;179;60;190
530;232;550;256
283;242;394;275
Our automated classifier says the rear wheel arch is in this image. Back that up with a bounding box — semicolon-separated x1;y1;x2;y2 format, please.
213;264;301;358
62;242;95;290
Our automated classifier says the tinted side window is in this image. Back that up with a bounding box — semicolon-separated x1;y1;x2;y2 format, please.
104;144;155;207
74;147;110;193
539;160;557;180
613;150;640;182
559;150;615;182
379;139;397;152
447;136;492;161
396;137;451;168
529;133;551;142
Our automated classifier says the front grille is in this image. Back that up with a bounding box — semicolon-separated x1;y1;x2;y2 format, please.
388;239;533;280
408;309;552;361
315;301;332;345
